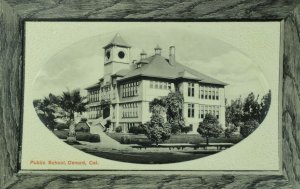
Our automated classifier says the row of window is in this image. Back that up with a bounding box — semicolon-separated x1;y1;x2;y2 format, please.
121;102;139;118
88;90;100;102
199;85;219;100
187;83;220;100
150;81;172;90
187;104;220;119
199;105;220;119
122;82;140;98
88;106;101;119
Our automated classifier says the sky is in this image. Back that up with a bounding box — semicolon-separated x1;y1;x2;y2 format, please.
26;22;281;102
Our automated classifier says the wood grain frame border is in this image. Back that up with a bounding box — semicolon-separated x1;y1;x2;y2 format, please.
1;0;300;188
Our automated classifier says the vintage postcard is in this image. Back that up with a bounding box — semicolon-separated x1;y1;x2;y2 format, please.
21;22;280;171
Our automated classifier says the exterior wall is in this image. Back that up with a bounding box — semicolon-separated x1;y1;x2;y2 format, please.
87;79;226;134
142;80;175;101
180;81;226;133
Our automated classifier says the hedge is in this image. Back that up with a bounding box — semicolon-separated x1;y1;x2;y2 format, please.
53;130;68;139
55;123;69;130
76;132;100;143
128;125;145;135
53;130;100;143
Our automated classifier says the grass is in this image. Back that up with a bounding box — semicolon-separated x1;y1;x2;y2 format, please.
107;133;243;145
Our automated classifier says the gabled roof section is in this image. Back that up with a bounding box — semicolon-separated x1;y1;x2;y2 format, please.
119;54;227;85
103;33;131;49
85;82;100;90
112;69;131;77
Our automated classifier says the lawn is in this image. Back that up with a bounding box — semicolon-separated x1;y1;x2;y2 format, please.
106;133;243;145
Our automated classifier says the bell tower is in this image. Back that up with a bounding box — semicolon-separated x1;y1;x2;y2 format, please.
103;33;131;83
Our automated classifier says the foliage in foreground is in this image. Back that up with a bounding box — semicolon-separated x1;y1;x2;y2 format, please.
225;90;271;138
149;91;185;134
142;113;171;146
33;89;87;131
197;114;223;145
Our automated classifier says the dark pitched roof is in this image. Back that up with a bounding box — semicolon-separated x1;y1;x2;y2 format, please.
103;33;131;49
119;55;227;85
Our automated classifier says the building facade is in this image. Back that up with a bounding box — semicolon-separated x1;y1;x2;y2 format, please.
85;34;227;133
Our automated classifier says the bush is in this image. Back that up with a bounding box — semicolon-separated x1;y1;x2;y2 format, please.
75;122;90;133
128;125;145;135
105;119;111;128
115;126;122;133
55;123;69;130
80;118;88;122
53;130;68;139
143;113;171;146
181;124;193;134
240;120;259;138
120;136;131;144
76;132;100;143
225;123;238;138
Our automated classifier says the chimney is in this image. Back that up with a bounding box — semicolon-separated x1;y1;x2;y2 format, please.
154;45;162;55
169;46;175;65
140;50;147;59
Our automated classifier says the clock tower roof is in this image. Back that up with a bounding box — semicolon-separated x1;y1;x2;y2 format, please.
103;33;131;49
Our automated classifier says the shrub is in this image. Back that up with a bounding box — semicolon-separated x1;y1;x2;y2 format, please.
115;126;122;133
143;113;171;146
120;136;131;144
53;130;68;139
224;123;238;138
76;132;100;143
105;119;111;128
181;124;193;134
75;122;90;133
128;124;145;135
240;120;259;138
55;123;69;130
80;118;88;122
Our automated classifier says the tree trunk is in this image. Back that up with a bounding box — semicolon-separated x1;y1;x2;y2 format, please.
206;137;209;146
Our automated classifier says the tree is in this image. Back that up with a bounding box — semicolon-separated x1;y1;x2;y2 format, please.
242;92;261;123
240;120;259;138
149;92;185;134
33;94;60;131
225;96;244;127
149;98;167;114
225;96;243;138
259;90;271;123
142;113;171;146
165;91;184;124
197;114;223;145
59;89;87;120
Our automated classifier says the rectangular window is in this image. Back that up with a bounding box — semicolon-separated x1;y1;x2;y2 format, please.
205;87;208;99
155;81;158;88
163;82;167;89
216;88;219;100
188;83;195;97
188;104;195;118
168;83;171;90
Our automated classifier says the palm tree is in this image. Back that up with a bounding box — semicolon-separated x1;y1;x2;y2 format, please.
59;89;87;120
59;89;87;139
